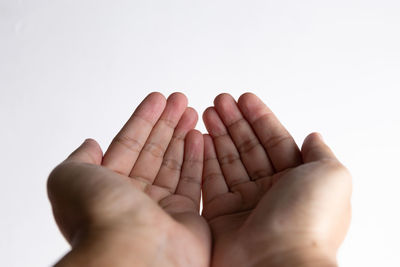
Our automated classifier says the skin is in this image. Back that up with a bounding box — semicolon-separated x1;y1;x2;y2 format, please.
48;92;352;267
48;92;211;267
202;93;352;267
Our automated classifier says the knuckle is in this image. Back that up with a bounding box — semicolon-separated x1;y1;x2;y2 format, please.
219;153;241;166
143;142;165;158
204;156;218;163
229;178;248;188
227;117;246;129
162;158;182;171
113;135;143;153
184;158;203;167
132;113;154;127
237;137;260;154
263;134;292;150
250;169;270;180
253;112;274;126
130;175;153;190
180;175;201;186
203;172;225;184
171;134;185;142
159;117;177;129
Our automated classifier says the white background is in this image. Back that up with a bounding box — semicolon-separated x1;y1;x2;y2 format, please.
1;0;399;266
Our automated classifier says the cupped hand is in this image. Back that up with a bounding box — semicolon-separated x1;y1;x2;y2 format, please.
48;92;210;267
202;93;352;267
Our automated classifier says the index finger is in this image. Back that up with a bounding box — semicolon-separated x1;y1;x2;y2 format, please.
237;93;302;172
102;92;166;175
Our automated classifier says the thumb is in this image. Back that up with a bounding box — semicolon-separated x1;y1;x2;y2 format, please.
66;138;103;165
301;132;337;163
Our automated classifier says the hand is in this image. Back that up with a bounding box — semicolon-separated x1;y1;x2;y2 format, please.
48;92;211;267
202;93;352;267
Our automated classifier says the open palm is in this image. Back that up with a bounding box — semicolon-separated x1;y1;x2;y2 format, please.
48;92;210;267
202;93;351;267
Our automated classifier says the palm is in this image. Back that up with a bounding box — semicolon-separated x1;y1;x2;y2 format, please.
49;92;210;267
203;162;349;241
201;93;351;266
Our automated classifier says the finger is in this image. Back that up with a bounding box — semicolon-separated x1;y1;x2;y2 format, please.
301;132;337;163
203;107;250;188
130;92;188;184
152;107;198;198
213;93;274;179
202;134;229;204
102;92;166;175
175;130;204;209
237;93;302;172
67;138;103;165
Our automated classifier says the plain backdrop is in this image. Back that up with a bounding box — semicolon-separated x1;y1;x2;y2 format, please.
1;0;399;266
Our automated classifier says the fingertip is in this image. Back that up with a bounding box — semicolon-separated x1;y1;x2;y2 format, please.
315;132;324;142
148;91;165;97
202;107;226;136
237;92;257;107
170;91;187;99
302;132;323;149
156;92;188;130
202;106;214;120
213;93;243;125
302;132;336;163
168;92;188;107
146;91;167;105
202;107;215;129
68;138;103;165
237;93;272;125
175;107;198;134
237;92;260;117
186;107;199;124
83;137;96;144
186;129;204;147
82;138;103;155
213;93;234;107
136;92;167;122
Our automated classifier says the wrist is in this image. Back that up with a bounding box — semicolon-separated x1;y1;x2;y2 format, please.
55;224;174;267
239;234;338;267
253;247;337;267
